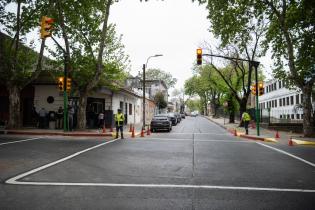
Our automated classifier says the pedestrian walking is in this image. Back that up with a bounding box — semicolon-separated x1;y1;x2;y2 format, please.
38;107;47;129
98;112;104;131
56;106;63;129
114;108;124;139
241;111;251;135
68;106;75;131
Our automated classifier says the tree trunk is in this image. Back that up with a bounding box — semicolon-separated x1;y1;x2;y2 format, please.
227;99;235;123
77;91;87;130
239;97;248;116
302;85;314;137
7;85;21;129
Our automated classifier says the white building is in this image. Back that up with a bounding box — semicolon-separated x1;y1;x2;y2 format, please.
258;79;315;122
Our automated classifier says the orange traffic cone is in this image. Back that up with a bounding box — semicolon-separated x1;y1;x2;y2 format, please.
131;126;135;138
234;129;237;136
129;124;132;132
275;131;280;138
140;128;145;137
102;125;106;133
147;125;151;136
288;137;293;146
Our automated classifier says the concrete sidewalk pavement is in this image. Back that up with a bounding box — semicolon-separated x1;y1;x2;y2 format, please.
204;116;315;146
0;123;146;138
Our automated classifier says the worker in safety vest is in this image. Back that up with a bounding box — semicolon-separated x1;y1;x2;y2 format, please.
241;111;251;135
114;109;125;139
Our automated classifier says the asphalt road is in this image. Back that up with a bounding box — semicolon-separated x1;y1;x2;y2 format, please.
0;116;314;209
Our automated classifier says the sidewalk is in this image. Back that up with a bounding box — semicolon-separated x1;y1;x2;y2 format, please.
205;116;315;146
0;123;145;138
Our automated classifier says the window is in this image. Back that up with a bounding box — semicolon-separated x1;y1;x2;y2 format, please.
287;114;290;119
283;98;286;106
129;103;132;115
120;101;124;110
272;100;274;108
280;115;282;119
296;94;300;104
296;114;300;119
286;97;289;105
275;100;277;107
301;94;304;103
290;96;294;105
279;99;282;106
291;114;294;119
279;81;282;89
274;83;277;90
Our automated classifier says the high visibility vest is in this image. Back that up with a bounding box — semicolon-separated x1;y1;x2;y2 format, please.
242;112;251;121
115;113;124;126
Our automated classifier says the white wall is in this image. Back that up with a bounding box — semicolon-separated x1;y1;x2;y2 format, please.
34;85;63;113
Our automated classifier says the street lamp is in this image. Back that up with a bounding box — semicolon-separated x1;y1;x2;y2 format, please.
142;54;163;130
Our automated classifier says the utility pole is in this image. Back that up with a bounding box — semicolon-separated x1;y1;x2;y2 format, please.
142;64;146;130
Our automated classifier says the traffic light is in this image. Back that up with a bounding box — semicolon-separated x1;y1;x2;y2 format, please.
258;82;264;96
58;77;64;91
196;48;202;65
66;78;72;92
251;84;256;95
40;16;54;39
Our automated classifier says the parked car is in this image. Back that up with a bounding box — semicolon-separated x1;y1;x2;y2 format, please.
150;115;172;132
191;111;197;117
175;112;181;123
167;112;177;125
180;113;185;119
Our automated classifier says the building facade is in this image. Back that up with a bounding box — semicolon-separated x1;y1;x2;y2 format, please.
258;79;315;122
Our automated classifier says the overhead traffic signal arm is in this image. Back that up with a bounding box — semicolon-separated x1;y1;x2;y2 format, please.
40;16;54;39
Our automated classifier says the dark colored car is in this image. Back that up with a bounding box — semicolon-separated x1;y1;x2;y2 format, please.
167;112;177;125
180;113;185;119
150;116;172;132
175;112;181;123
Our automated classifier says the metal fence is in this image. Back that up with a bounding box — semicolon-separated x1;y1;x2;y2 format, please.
260;108;304;124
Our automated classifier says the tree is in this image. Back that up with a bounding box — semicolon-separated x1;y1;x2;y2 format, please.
140;68;177;88
46;0;129;129
0;1;49;128
194;0;315;136
154;91;167;111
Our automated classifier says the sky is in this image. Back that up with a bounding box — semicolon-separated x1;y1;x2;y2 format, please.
109;0;273;92
109;0;214;92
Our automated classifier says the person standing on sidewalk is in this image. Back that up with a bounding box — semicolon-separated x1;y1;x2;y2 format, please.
56;106;63;129
114;109;124;139
68;106;75;131
241;111;251;135
38;108;47;129
98;112;104;131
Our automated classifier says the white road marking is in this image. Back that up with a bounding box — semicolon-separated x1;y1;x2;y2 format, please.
5;181;315;193
0;137;43;146
5;138;119;184
134;138;252;143
256;142;315;168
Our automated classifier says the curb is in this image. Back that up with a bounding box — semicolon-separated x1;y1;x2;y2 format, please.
291;139;315;146
2;130;113;137
204;116;277;143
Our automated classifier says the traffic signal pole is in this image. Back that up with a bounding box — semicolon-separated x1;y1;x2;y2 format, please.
253;61;260;136
199;52;261;136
